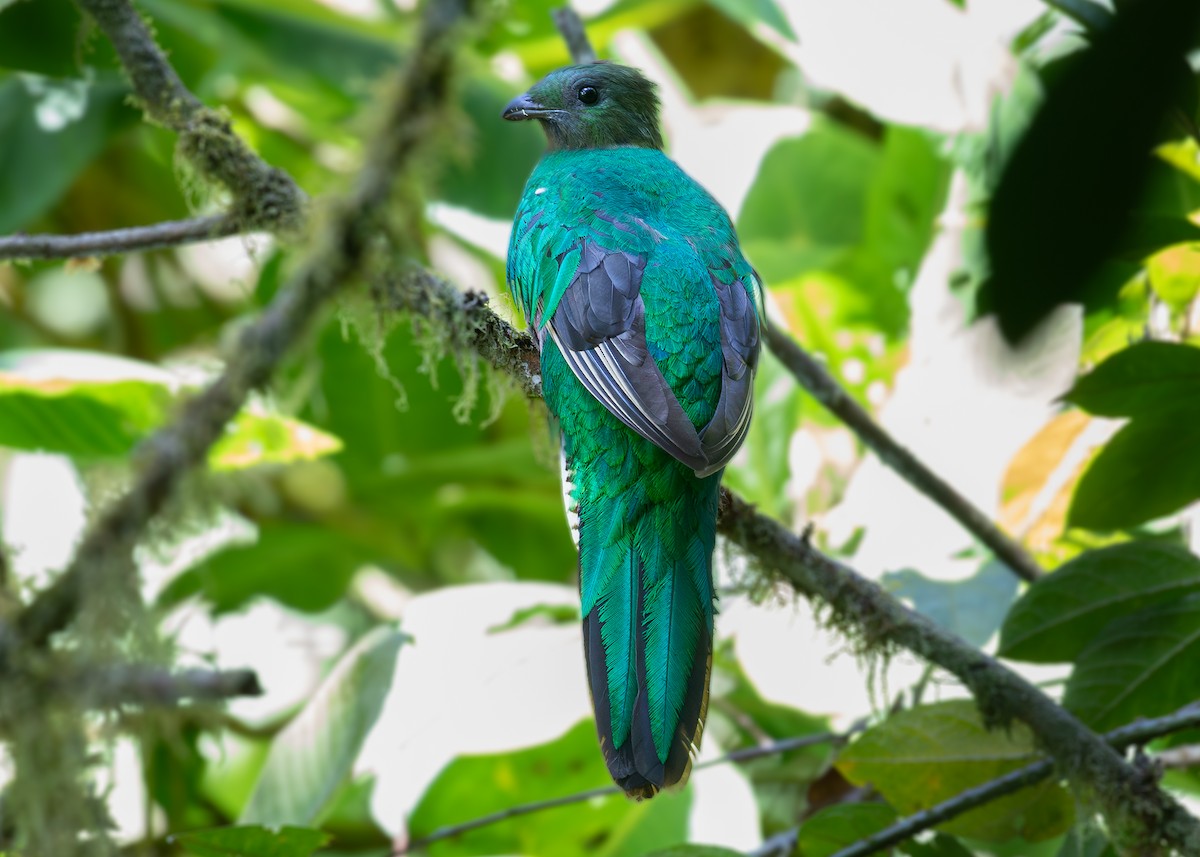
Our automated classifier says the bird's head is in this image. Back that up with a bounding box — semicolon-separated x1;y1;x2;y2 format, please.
502;62;664;151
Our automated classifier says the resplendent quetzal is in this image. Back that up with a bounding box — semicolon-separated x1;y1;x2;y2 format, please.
503;62;762;798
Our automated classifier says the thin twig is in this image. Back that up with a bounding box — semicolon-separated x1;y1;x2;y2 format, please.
7;0;477;655
0;215;242;261
552;7;597;64
829;702;1200;857
395;731;843;855
74;0;304;232
65;666;263;706
764;327;1043;583
749;828;800;857
549;6;1043;585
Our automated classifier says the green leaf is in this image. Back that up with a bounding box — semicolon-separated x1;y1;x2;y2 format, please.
981;0;1200;342
0;349;175;457
900;834;976;857
410;719;691;857
0;0;85;76
208;410;343;471
641;847;743;857
171;825;329;857
882;559;1019;648
241;627;405;826
837;700;1073;842
798;803;897;857
1067;415;1200;530
162;521;365;613
999;541;1200;663
1063;593;1200;730
706;0;796;42
1065;341;1200;418
0;75;139;233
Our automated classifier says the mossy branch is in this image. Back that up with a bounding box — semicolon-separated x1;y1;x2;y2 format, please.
74;0;305;233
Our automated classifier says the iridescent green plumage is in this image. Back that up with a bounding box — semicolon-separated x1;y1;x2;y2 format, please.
504;63;761;797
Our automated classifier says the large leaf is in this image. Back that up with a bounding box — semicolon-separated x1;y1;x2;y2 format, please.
1063;593;1200;731
798;803;897;857
409;719;691;857
172;825;328;857
241;627;405;826
883;559;1019;648
981;0;1200;342
0;350;176;457
836;700;1073;842
0;74;139;233
999;541;1200;663
1065;341;1200;418
1067;415;1200;530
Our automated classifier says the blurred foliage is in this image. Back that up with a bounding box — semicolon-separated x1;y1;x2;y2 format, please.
1;0;1200;855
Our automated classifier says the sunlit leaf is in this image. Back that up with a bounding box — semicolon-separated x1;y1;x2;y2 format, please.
1147;242;1200;310
999;541;1200;663
171;825;328;857
410;719;691;857
0;349;175;457
837;700;1073;842
241;627;406;826
209;410;343;471
1063;593;1200;730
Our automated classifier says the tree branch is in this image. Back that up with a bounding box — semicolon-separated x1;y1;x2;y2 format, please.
6;0;478;657
764;327;1043;583
829;702;1200;857
65;666;263;706
395;731;844;854
73;0;305;233
716;490;1200;853
549;6;1043;584
0;214;242;261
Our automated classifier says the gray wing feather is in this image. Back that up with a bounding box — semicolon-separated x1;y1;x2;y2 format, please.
543;239;759;478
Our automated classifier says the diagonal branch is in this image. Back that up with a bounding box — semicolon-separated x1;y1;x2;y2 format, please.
830;701;1200;857
0;214;242;261
7;0;478;657
764;327;1043;583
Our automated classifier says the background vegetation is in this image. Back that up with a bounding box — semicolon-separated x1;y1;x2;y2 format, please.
1;0;1200;855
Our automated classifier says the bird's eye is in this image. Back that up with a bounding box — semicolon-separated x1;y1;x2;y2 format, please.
578;85;599;105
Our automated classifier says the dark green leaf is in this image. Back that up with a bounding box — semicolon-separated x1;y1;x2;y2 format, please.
163;522;365;613
982;0;1200;342
1057;822;1117;857
999;541;1200;663
0;0;85;76
706;0;796;42
0;75;139;233
798;803;897;857
241;628;405;826
901;834;977;857
883;559;1019;648
1065;341;1200;418
1067;416;1200;530
171;825;328;857
837;700;1073;842
1063;593;1200;730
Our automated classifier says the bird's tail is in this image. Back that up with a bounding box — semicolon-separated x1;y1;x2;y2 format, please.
575;469;718;799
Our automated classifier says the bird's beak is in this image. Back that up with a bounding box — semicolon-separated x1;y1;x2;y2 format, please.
502;92;548;121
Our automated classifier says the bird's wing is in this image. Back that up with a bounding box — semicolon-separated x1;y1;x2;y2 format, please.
540;238;711;474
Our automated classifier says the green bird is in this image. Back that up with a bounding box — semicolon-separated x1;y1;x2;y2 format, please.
503;62;761;798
